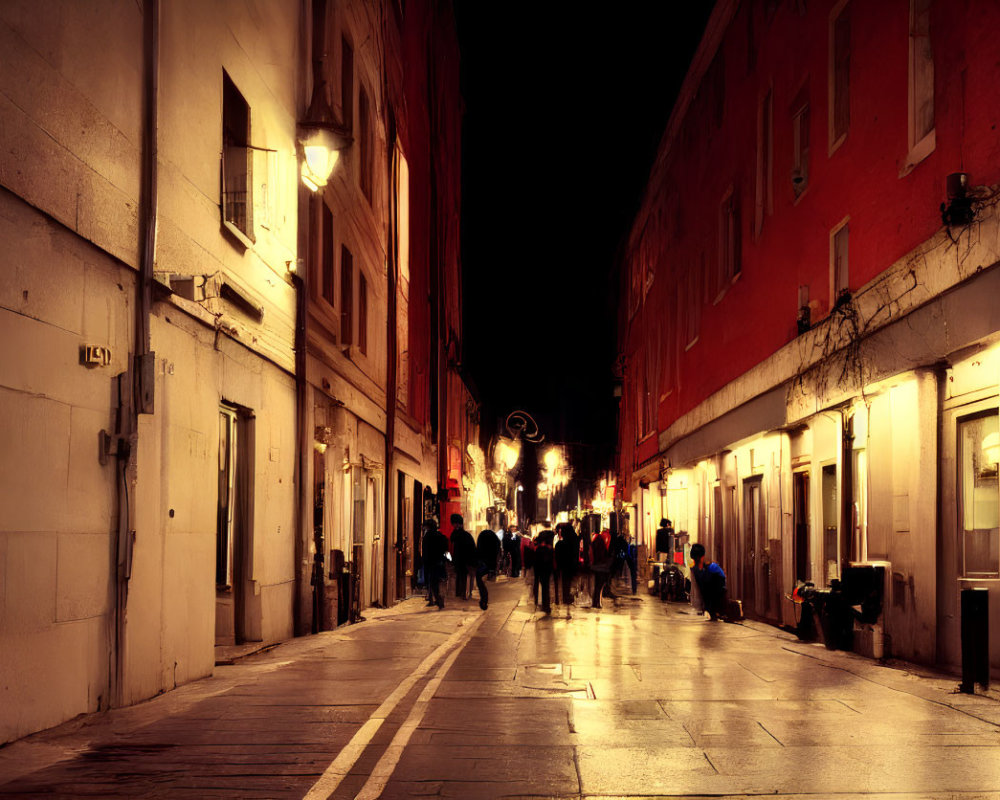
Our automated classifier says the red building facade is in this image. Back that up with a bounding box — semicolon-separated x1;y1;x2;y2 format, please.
618;0;1000;674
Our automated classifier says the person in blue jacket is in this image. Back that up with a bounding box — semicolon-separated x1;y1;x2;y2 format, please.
690;542;727;621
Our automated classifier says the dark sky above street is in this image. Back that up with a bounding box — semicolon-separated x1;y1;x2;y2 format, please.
456;2;714;474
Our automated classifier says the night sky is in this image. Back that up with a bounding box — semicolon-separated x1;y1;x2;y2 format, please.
456;2;714;479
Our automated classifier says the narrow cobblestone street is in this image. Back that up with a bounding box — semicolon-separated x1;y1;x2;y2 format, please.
2;576;1000;799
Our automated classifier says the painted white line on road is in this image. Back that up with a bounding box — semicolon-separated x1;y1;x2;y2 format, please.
353;613;485;800
302;615;480;800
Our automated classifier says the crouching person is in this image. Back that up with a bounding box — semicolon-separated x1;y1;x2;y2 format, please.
690;543;727;621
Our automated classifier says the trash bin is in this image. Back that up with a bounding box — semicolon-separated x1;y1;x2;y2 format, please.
961;587;989;693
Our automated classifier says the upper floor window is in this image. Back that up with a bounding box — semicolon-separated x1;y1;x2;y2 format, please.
754;88;773;240
341;245;354;346
359;85;373;202
718;187;740;299
341;36;354;130
684;264;701;350
321;202;336;311
830;219;850;305
906;0;935;169
396;145;410;409
791;88;810;197
358;271;368;355
829;1;851;151
222;72;254;242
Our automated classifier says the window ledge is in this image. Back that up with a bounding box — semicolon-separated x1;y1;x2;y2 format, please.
828;132;847;157
222;218;255;250
899;129;936;178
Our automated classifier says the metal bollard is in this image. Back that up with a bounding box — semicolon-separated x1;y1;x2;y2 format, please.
960;587;990;693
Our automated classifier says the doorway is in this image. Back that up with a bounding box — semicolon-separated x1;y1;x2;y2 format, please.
793;469;810;585
741;476;765;619
215;404;254;646
939;401;1000;670
821;463;839;586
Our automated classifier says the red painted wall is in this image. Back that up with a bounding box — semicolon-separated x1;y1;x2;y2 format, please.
618;0;1000;481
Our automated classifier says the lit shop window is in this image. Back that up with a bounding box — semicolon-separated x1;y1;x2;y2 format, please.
959;412;1000;578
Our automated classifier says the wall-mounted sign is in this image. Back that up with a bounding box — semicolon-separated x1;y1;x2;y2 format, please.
80;345;112;367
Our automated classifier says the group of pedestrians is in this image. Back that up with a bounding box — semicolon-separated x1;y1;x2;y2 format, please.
419;513;727;622
525;522;638;614
420;514;500;611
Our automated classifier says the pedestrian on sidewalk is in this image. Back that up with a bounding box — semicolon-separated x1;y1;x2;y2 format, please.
554;523;579;605
503;527;522;577
533;530;554;613
449;514;477;599
476;528;500;610
590;529;613;608
690;542;727;621
611;529;638;595
656;518;674;562
522;528;536;584
422;521;449;609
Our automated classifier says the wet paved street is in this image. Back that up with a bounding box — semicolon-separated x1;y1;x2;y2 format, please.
2;577;1000;799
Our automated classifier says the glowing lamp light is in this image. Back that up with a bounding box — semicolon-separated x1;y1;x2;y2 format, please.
544;448;560;472
298;79;352;192
299;126;346;191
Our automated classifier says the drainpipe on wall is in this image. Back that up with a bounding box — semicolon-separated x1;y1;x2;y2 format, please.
112;0;158;708
427;35;447;510
292;258;311;635
383;58;398;606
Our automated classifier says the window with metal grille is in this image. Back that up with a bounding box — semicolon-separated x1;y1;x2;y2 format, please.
222;72;253;241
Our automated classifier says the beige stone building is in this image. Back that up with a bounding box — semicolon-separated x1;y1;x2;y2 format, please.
0;0;300;743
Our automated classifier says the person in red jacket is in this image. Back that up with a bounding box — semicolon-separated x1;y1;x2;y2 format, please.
590;529;613;608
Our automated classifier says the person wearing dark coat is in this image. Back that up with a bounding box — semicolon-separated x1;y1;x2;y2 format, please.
691;542;727;621
532;530;555;613
590;529;613;608
502;528;522;577
476;528;500;610
656;518;674;561
421;521;448;609
449;513;477;599
554;523;579;605
611;530;638;595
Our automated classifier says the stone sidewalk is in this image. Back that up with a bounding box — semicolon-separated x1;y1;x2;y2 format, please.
1;577;999;799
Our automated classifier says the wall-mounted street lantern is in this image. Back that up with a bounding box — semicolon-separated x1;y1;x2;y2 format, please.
298;76;351;191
